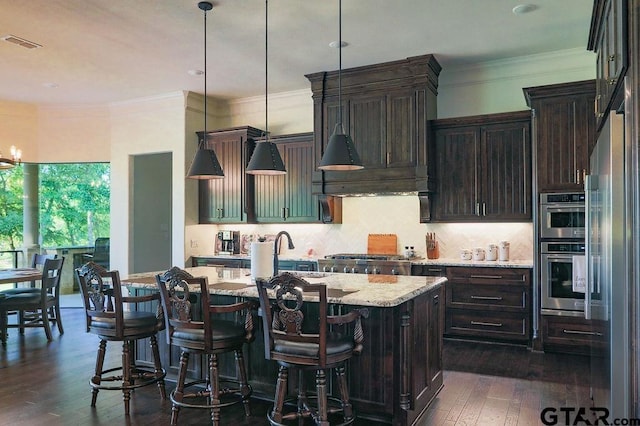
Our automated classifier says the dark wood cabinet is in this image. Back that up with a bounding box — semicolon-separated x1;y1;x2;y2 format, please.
444;267;531;343
589;0;627;129
191;256;249;269
541;315;607;355
523;80;596;192
431;111;532;222
197;126;263;224
254;133;321;223
306;54;440;196
190;256;317;272
411;264;447;277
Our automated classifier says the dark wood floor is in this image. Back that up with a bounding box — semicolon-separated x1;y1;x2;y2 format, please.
0;308;592;425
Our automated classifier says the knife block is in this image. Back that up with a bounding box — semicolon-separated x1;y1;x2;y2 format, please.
426;241;439;259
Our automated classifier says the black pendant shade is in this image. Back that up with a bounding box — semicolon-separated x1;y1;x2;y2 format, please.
187;1;224;180
246;141;286;175
245;0;287;175
318;0;363;171
187;146;224;179
318;123;363;170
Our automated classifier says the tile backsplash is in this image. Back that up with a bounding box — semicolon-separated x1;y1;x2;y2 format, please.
185;195;533;261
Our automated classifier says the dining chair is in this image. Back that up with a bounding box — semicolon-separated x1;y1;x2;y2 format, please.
155;266;256;425
255;272;368;425
75;261;166;415
0;257;65;343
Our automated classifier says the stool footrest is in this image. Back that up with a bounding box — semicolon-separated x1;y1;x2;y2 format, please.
267;394;355;426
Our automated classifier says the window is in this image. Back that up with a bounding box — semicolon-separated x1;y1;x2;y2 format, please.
0;163;110;268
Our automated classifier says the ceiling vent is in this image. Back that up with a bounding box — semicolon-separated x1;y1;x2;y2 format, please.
1;34;42;49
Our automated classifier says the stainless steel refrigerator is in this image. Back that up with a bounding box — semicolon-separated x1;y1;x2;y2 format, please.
585;101;629;417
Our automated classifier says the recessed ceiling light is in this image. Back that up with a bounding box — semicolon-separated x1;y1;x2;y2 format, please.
187;69;204;76
42;82;58;88
512;4;537;15
329;41;348;49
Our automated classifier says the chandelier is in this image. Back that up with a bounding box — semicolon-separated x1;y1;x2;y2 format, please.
0;145;22;170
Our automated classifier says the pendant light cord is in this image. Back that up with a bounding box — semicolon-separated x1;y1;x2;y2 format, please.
265;0;269;142
203;6;208;148
338;0;342;129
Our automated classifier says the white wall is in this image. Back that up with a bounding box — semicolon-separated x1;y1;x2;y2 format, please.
109;93;188;275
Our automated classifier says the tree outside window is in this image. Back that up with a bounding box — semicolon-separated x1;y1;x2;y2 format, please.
0;163;110;265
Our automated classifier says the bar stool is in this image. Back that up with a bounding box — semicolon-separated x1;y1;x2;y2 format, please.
75;262;166;415
155;267;256;425
255;272;368;425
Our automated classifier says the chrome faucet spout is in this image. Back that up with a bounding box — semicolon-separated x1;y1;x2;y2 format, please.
273;231;295;275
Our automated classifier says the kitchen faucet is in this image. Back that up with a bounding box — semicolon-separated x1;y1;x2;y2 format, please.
273;231;295;274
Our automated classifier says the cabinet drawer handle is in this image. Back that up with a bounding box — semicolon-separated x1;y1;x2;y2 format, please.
471;321;503;328
469;275;503;280
482;202;486;216
427;268;443;273
562;329;603;337
470;295;503;301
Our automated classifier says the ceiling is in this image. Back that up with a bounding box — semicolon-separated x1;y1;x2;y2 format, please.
0;0;595;106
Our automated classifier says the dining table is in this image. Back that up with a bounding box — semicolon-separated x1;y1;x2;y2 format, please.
0;268;42;287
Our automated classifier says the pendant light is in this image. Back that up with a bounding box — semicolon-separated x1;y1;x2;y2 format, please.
318;0;363;171
187;1;224;179
246;0;286;175
0;145;22;170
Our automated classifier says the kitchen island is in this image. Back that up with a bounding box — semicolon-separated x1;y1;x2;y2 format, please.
123;267;446;425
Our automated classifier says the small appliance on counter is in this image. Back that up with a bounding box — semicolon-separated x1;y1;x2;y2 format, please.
216;230;240;255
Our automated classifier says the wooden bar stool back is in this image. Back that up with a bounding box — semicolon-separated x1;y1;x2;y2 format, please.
255;272;368;426
75;261;166;415
155;267;256;426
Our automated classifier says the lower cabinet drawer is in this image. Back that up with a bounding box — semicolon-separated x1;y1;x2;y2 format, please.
447;283;526;310
542;315;606;355
445;309;529;342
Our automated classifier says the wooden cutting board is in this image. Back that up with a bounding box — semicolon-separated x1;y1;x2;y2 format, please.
367;234;398;255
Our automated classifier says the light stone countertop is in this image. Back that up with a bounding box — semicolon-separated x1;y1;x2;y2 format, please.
411;258;534;268
123;266;446;308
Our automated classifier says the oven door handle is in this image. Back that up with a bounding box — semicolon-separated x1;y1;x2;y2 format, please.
542;206;586;213
542;254;583;260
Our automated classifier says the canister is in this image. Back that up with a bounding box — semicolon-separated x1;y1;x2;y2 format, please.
499;241;510;261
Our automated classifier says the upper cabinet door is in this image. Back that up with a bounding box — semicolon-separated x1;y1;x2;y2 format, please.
387;89;416;169
481;121;531;221
254;133;320;223
433;126;479;221
524;81;596;193
197;126;262;224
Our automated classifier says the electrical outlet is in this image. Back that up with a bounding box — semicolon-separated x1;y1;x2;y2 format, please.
190;239;198;248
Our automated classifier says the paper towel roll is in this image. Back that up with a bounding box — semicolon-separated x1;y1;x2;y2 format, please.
251;241;273;280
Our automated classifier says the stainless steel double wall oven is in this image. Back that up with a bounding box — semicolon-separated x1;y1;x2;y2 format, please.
539;192;601;316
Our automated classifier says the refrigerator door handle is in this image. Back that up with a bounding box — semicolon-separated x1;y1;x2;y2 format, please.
584;174;592;320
